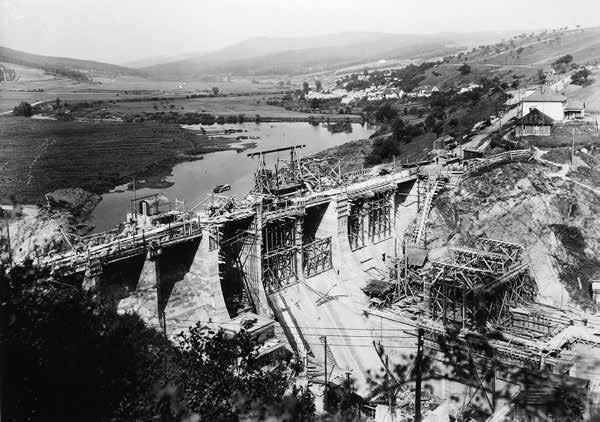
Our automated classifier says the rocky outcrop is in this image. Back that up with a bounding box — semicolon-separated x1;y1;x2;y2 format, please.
45;188;101;222
6;188;101;263
426;162;600;308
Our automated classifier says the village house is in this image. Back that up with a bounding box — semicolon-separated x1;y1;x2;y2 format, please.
412;85;439;98
341;91;367;104
564;100;585;120
458;83;482;94
521;87;567;121
515;108;554;137
305;89;346;100
432;134;455;150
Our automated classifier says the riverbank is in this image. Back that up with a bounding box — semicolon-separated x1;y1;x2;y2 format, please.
0;116;251;204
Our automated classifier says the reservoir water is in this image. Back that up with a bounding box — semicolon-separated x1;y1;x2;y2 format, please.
90;122;374;232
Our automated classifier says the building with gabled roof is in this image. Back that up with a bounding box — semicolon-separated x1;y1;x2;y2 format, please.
565;100;585;120
516;108;554;137
521;87;567;121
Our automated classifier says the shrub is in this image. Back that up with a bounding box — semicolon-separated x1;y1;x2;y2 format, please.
13;101;33;117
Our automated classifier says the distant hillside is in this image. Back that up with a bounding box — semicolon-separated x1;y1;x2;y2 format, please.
0;46;146;81
414;27;600;90
143;31;518;80
466;27;600;67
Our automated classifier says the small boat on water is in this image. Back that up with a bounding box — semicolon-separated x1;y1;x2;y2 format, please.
212;184;231;194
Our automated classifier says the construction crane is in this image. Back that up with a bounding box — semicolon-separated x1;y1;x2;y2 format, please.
247;144;306;196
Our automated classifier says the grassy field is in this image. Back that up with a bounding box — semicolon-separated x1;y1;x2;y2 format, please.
418;28;600;90
0;116;243;204
66;95;356;120
471;28;600;68
0;72;291;112
563;70;600;113
524;121;600;148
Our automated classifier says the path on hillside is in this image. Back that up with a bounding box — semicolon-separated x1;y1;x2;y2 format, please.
534;147;600;195
459;106;520;155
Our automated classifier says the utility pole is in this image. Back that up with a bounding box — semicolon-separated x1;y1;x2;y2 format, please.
571;127;575;165
152;247;166;338
323;336;328;411
4;220;11;269
415;328;424;422
0;264;7;422
386;354;394;421
346;371;351;396
417;177;421;212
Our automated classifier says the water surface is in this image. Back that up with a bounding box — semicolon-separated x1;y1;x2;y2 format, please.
90;122;374;232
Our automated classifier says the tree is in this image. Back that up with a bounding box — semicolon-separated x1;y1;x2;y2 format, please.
212;87;219;96
13;101;33;117
3;262;315;422
537;69;547;84
458;63;471;75
314;79;322;92
3;263;173;422
310;98;320;109
302;81;309;95
171;324;313;421
374;102;397;123
571;68;592;86
552;54;574;73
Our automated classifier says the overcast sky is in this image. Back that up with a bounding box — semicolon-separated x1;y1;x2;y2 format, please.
1;0;599;64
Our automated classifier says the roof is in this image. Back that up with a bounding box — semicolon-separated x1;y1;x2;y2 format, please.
523;87;566;103
565;100;585;111
519;108;555;126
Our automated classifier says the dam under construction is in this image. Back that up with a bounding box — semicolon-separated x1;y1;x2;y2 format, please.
39;146;600;420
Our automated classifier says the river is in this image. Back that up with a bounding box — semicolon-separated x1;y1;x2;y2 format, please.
89;122;374;232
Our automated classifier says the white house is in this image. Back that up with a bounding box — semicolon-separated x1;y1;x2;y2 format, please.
521;87;567;121
458;83;482;94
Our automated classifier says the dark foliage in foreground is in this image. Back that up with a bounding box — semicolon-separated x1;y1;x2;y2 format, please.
1;262;314;422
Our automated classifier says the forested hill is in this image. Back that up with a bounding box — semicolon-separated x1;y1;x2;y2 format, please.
0;45;146;81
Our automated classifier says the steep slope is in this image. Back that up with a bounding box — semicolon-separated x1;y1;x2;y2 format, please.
426;161;600;308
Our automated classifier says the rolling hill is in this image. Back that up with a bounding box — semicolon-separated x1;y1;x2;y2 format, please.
142;31;520;80
0;45;146;81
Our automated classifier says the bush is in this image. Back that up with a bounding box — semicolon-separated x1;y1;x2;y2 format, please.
459;63;471;75
571;68;592;86
13;101;33;117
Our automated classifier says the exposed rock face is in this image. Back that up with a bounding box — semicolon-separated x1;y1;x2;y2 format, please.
426;162;600;308
45;188;101;223
6;188;101;263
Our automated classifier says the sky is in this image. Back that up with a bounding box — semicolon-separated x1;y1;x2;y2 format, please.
1;0;599;65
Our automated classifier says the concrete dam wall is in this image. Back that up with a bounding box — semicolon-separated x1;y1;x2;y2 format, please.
46;170;419;389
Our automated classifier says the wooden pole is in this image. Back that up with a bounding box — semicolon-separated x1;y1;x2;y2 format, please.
415;328;424;422
385;354;396;421
0;263;7;422
571;127;575;165
323;336;328;411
